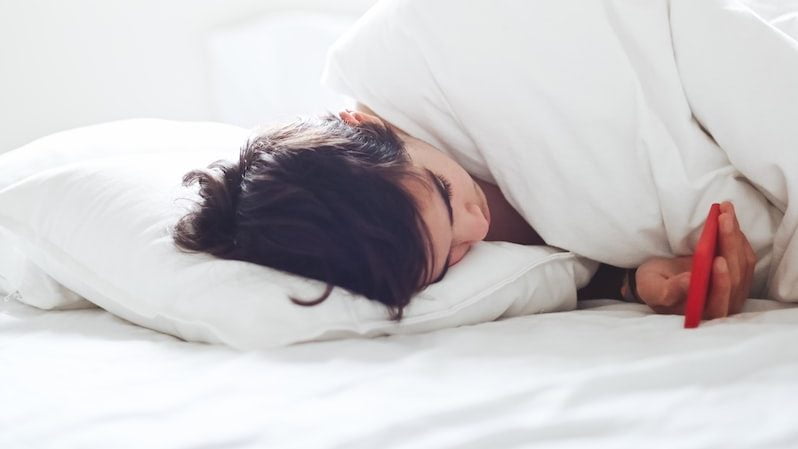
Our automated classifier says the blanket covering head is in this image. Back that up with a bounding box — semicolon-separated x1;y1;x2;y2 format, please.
322;0;798;301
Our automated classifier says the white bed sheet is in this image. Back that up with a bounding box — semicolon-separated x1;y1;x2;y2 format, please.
2;296;797;449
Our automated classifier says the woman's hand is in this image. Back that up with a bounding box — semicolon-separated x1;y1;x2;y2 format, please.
634;202;756;319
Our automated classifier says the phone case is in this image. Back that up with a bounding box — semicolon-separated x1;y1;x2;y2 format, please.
684;203;721;328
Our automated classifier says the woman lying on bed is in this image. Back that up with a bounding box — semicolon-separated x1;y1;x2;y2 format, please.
172;105;756;322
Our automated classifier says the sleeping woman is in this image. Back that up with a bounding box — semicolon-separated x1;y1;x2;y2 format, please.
171;104;757;322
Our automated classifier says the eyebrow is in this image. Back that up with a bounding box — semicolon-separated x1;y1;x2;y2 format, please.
423;168;453;283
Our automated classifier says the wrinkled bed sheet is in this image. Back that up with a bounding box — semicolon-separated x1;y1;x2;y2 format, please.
2;296;797;449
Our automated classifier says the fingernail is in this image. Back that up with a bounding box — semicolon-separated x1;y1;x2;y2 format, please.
715;257;727;272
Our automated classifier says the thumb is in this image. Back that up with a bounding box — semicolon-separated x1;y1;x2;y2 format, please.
660;272;691;308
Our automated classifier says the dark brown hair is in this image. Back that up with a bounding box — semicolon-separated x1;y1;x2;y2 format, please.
171;114;434;321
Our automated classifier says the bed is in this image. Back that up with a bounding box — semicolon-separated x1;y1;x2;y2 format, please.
3;295;798;448
4;1;798;447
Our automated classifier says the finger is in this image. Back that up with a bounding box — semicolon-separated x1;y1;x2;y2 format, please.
730;293;747;315
741;238;757;309
650;303;685;316
731;201;757;282
728;202;754;313
661;271;691;309
744;227;757;267
744;239;757;271
718;211;742;295
638;270;690;315
727;204;748;305
642;256;693;278
705;257;731;320
728;203;749;271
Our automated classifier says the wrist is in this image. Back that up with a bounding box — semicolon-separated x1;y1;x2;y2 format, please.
620;268;644;303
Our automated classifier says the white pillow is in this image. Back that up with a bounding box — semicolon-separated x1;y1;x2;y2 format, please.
0;118;249;190
0;119;249;309
0;150;597;349
0;227;94;310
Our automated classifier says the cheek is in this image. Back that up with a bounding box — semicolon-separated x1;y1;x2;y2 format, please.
450;242;473;266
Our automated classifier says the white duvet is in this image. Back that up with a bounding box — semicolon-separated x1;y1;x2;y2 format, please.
322;0;798;300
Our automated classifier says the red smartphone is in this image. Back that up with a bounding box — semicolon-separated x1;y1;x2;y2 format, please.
684;203;721;328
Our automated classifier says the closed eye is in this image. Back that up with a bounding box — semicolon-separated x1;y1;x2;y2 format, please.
434;173;453;201
424;169;455;283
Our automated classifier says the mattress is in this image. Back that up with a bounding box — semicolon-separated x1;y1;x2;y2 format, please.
2;295;797;449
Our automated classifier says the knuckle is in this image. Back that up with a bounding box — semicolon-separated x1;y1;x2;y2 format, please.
652;304;677;315
654;290;673;307
746;248;757;266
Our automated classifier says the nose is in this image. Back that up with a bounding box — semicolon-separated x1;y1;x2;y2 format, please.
449;202;490;266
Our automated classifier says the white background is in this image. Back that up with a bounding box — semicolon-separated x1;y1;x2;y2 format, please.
0;0;377;154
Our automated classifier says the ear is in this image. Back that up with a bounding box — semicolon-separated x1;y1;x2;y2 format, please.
339;110;384;127
339;109;359;125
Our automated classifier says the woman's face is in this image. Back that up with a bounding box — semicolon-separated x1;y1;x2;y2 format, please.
339;110;491;285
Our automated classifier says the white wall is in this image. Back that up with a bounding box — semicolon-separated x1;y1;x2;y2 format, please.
0;0;377;153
